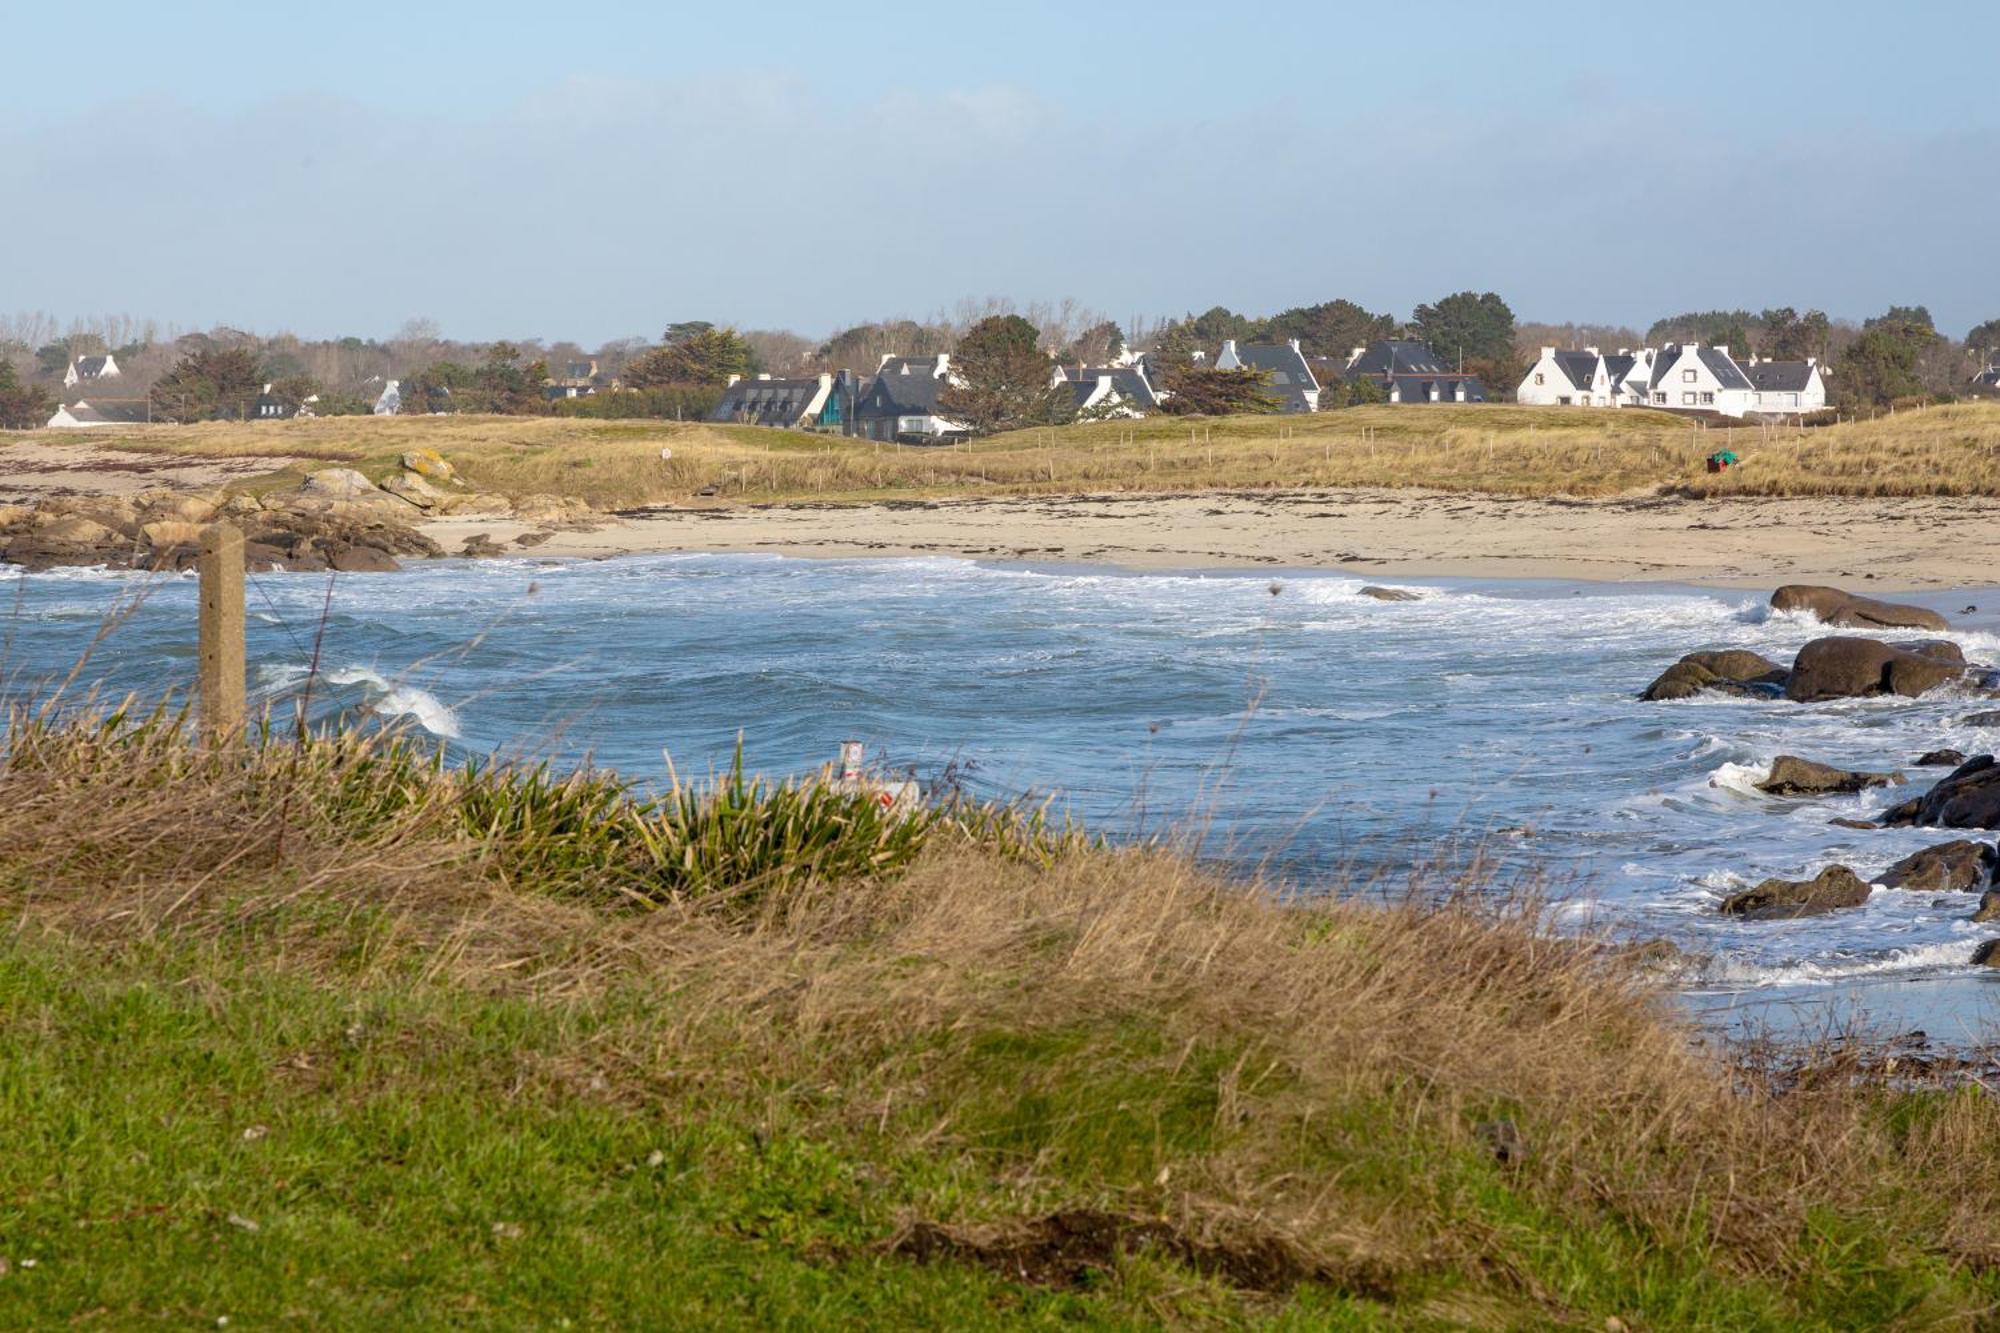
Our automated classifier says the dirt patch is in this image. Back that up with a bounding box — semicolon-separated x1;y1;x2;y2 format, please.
885;1208;1392;1297
0;441;300;501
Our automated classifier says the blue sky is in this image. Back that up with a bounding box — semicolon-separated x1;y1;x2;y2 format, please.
6;0;1994;344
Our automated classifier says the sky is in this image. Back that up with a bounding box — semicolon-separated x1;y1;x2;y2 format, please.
5;0;1995;345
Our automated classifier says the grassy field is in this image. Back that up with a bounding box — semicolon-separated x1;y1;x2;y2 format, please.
22;399;2000;509
6;710;2000;1326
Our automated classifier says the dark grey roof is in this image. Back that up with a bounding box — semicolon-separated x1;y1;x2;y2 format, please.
1551;351;1600;392
1742;360;1816;392
1973;364;2000;388
709;376;828;428
1347;340;1449;377
1064;364;1159;410
1651;344;1753;392
860;359;947;415
1388;377;1487;403
67;399;149;424
1603;353;1638;390
73;355;114;377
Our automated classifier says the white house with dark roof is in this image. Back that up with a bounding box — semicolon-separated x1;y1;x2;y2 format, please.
1741;356;1828;414
1341;340;1487;404
853;354;969;443
62;354;121;388
1645;344;1756;417
1056;363;1159;419
710;372;858;430
1516;347;1613;407
46;399;149;429
1604;349;1655;407
1213;339;1320;412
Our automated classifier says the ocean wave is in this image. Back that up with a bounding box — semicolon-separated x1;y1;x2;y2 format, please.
1695;937;1980;988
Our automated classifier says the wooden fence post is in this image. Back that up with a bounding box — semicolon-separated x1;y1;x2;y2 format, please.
198;524;246;747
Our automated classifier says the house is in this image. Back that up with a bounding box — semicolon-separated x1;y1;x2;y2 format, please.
46;399;149;429
62;354;121;388
1516;348;1613;407
544;359;604;401
1972;361;2000;394
1056;363;1160;419
1645;343;1755;417
1342;340;1487;404
1604;349;1656;407
1213;339;1320;412
852;355;968;443
373;380;402;416
709;372;858;431
250;383;311;420
1741;356;1828;414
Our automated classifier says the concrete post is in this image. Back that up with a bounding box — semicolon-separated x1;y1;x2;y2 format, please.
198;524;246;746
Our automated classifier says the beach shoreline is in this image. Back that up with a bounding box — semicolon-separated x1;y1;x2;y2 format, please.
424;488;2000;591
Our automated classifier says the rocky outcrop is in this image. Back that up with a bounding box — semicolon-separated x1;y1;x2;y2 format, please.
1771;584;1950;633
1784;637;1966;702
1876;840;1999;892
1973;939;2000;967
1975;891;2000;924
1358;586;1420;602
1719;865;1871;920
1755;755;1904;797
1641;649;1789;701
1879;756;2000;830
1916;749;1968;768
400;448;459;485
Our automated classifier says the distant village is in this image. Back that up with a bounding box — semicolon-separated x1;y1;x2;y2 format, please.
11;297;1998;441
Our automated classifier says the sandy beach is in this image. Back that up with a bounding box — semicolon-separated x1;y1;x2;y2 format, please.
424;488;2000;589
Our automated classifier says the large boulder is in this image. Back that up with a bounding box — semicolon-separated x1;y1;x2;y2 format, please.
1642;649;1789;702
400;448;459;484
1916;749;1968;768
1358;585;1420;602
1720;865;1871;920
327;543;401;573
1771;585;1949;633
1876;840;1999;892
299;467;384;501
382;471;449;511
140;519;204;549
1784;637;1966;702
1879;756;2000;830
1755;755;1904;797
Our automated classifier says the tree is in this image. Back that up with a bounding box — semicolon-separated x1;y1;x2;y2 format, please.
1265;299;1397;359
1866;305;1934;333
624;326;752;388
936;315;1074;435
1762;308;1832;361
1156;365;1279;416
1063;321;1126;367
0;360;55;430
149;346;265;422
1964;319;2000;359
1411;291;1515;367
1835;313;1937;410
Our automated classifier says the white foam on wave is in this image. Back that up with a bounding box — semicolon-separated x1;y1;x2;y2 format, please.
1706;760;1773;798
1696;937;1978;989
323;667;462;738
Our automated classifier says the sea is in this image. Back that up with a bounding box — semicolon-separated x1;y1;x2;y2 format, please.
10;553;2000;1044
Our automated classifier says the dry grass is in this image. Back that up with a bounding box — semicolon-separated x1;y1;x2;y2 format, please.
6;710;2000;1323
23;399;2000;509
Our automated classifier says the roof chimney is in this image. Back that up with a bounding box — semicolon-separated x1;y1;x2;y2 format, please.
1540;346;1555;360
1715;345;1730;359
1583;346;1598;356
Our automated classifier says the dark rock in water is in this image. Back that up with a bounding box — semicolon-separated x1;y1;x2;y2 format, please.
1784;636;1966;702
1771;584;1950;632
1975;891;2000;924
1876;840;1999;892
460;534;508;559
1973;939;2000;967
1963;712;2000;728
1879;756;2000;830
1719;865;1871;920
1755;755;1904;797
1916;749;1969;768
1357;585;1420;602
1641;649;1789;702
328;543;400;573
1829;818;1882;830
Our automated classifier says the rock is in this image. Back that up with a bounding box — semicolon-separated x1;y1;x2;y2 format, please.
1358;585;1420;602
399;448;458;484
513;531;553;549
1755;755;1904;797
1719;865;1872;920
460;534;507;558
1876;840;1999;892
1879;756;2000;830
1641;649;1789;702
0;503;34;529
440;492;512;517
1771;584;1950;632
1784;636;1966;702
36;515;117;545
513;493;594;525
1829;818;1882;830
1963;712;2000;728
141;493;219;524
327;543;400;573
299;467;384;501
382;471;449;510
1974;891;2000;923
1916;749;1968;768
140;520;204;549
1973;939;2000;967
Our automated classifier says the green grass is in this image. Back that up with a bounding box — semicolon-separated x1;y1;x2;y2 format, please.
7;714;2000;1326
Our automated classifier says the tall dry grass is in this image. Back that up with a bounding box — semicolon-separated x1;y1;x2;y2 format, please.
32;400;2000;508
6;707;2000;1320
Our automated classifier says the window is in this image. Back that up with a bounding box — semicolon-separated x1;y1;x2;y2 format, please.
1682;392;1697;405
1654;392;1667;404
1701;392;1714;405
1533;372;1545;385
1682;369;1696;383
